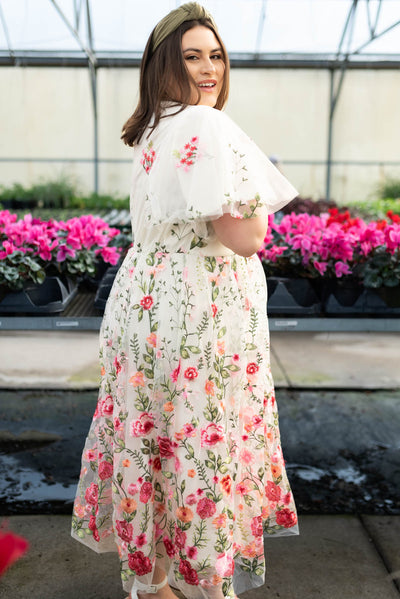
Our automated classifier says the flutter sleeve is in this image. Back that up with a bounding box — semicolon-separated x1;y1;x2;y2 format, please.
147;105;298;224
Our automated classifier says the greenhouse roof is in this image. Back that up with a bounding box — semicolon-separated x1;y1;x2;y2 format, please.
0;0;400;67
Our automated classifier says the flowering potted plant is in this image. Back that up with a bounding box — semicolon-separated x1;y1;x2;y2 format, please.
0;210;123;313
258;209;400;313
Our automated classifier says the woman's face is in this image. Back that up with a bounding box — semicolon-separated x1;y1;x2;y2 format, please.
181;25;225;107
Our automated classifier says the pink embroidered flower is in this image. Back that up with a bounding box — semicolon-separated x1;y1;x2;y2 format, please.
211;303;218;317
186;493;197;506
265;481;282;502
250;515;263;537
196;497;216;519
134;533;147;547
84;483;98;506
130;412;155;437
141;142;156;174
139;482;153;503
98;460;113;480
239;448;254;465
157;436;175;458
201;423;224;447
175;137;199;172
186;546;198;560
182;423;196;437
215;553;235;577
170;361;181;382
175;525;187;549
116;520;133;542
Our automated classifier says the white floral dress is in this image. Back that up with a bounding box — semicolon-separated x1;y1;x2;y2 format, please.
71;104;299;598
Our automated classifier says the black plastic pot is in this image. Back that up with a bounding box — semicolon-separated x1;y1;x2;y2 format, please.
0;276;77;314
267;277;322;315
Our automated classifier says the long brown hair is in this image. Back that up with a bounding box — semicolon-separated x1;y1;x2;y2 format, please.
121;18;230;146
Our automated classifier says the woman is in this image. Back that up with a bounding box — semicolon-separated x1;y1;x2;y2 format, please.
71;4;299;599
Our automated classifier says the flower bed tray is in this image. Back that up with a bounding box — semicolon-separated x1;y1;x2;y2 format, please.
324;287;400;316
267;278;322;315
0;276;77;314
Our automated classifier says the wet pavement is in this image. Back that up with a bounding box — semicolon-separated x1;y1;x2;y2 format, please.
0;388;399;516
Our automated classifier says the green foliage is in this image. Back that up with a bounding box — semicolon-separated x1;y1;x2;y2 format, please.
356;250;400;289
378;178;400;200
0;177;129;212
0;251;46;290
346;198;400;220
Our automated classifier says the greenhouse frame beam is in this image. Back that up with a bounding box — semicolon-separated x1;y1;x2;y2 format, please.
326;0;400;201
49;0;99;193
0;1;14;63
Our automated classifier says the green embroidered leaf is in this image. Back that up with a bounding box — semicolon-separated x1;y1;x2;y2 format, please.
207;450;216;461
217;326;226;339
144;368;154;379
225;364;240;371
180;348;190;359
187;345;201;353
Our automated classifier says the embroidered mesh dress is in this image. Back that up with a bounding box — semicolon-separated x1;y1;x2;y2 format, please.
71;104;299;598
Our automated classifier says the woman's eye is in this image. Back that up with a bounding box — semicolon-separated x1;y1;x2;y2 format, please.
185;55;198;60
211;54;222;60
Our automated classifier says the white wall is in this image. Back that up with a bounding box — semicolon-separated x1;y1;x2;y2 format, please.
0;65;399;203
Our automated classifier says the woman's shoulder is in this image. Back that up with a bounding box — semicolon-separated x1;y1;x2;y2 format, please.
167;105;241;141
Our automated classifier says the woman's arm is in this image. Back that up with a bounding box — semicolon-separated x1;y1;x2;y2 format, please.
211;203;269;257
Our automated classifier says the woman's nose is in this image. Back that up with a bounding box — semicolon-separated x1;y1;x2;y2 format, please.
200;57;216;73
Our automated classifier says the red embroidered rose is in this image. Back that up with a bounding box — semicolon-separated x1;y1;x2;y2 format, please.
163;536;176;558
201;423;224;447
130;412;154;437
211;303;217;317
179;559;199;585
88;515;97;531
157;436;175;458
174;525;187;549
140;295;153;310
84;483;98;506
250;515;263;537
116;519;133;542
152;456;162;471
184;367;198;380
246;362;259;375
196;497;216;519
276;508;297;528
128;550;153;576
98;460;113;480
139;481;153;503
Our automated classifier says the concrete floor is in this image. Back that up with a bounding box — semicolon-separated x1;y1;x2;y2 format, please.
0;515;399;599
1;330;399;389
